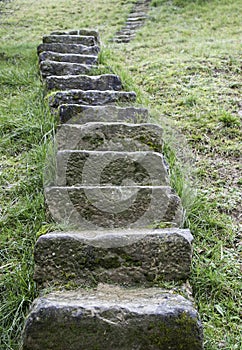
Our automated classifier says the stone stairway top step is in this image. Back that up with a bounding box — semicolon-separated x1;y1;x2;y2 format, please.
44;185;183;229
55;150;169;186
56;122;163;151
22;285;203;350
38;51;98;65
34;228;193;286
49;90;136;108
46;74;122;91
43;34;97;46
50;29;100;44
58;104;149;124
40;61;95;79
37;43;100;55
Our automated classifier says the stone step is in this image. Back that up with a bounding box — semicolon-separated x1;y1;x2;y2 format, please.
44;185;183;229
34;228;193;286
22;285;203;350
56;122;163;152
43;34;97;46
38;51;98;65
127;16;147;21
115;29;135;35
49;90;136;108
113;37;132;43
55;150;169;186
37;43;100;55
46;74;122;91
125;23;144;30
50;29;100;44
58;105;149;124
40;61;95;79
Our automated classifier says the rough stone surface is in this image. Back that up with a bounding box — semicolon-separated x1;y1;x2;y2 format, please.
43;34;97;46
34;229;193;285
38;51;98;65
37;43;100;55
49;90;136;108
50;29;100;44
44;185;183;229
58;105;149;124
55;150;169;186
40;61;95;79
46;74;122;91
22;285;203;350
56;122;163;152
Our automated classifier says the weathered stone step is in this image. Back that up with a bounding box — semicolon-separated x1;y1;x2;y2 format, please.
49;90;136;108
50;29;100;44
113;37;133;43
46;74;122;91
55;150;169;186
40;61;95;79
127;16;147;21
58;105;149;124
37;43;100;55
34;228;193;286
56;122;163;152
43;34;97;46
22;285;203;350
44;185;183;229
39;51;98;65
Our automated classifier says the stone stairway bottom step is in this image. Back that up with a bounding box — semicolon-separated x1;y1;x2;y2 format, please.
44;185;183;229
43;34;97;46
56;122;163;151
34;228;193;286
37;43;100;55
22;285;203;350
49;90;136;108
58;104;149;124
39;51;98;64
54;150;169;186
46;74;122;91
40;61;96;79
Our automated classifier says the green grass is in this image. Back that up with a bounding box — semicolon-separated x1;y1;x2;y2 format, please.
0;0;241;349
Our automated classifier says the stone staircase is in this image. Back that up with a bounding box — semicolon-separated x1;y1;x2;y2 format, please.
112;0;152;43
22;22;203;350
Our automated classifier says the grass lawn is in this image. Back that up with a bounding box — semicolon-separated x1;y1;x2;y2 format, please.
0;0;241;349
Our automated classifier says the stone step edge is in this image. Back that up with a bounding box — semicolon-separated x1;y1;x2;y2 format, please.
58;104;149;124
44;185;183;229
34;228;193;285
22;284;203;350
49;90;137;108
45;74;123;91
37;43;100;55
38;51;98;63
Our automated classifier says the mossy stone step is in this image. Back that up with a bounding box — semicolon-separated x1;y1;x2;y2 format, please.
34;228;193;286
55;150;169;186
37;43;100;55
58;105;149;124
46;74;122;91
55;122;163;152
40;61;95;79
44;185;183;229
22;285;203;350
49;90;136;108
43;34;97;46
39;51;98;65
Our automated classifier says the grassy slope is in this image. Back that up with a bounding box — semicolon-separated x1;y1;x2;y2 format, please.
0;0;241;349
